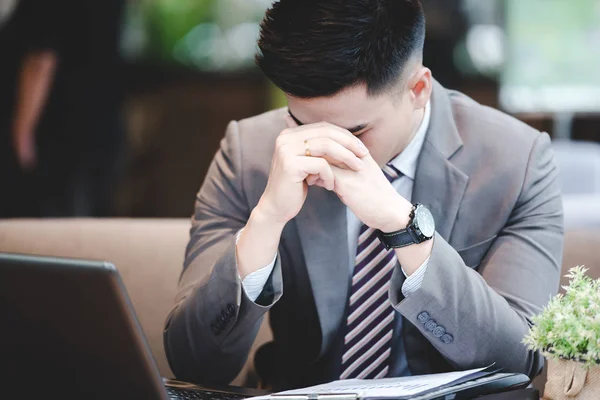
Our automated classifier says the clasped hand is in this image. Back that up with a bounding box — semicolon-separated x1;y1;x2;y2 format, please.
256;116;411;233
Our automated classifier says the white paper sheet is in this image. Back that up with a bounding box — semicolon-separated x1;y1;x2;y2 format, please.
248;366;490;400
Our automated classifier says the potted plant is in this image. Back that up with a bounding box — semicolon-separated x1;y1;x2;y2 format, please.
524;266;600;399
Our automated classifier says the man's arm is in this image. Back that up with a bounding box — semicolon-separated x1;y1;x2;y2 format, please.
163;121;285;385
12;50;58;169
391;132;563;378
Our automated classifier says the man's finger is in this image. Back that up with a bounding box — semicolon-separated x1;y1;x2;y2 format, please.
302;137;364;171
300;127;368;159
297;156;335;191
306;175;319;186
281;119;368;159
312;178;329;189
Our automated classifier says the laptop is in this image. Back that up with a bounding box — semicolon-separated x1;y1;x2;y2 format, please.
0;252;270;400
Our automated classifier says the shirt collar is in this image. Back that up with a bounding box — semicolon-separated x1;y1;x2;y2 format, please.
388;100;431;180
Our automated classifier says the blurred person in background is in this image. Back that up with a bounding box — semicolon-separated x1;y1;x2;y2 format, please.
0;0;125;217
0;0;26;216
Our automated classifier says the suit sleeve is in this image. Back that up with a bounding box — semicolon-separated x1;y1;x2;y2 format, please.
390;132;563;378
163;121;283;385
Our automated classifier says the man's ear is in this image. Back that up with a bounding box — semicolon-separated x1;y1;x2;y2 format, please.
408;67;432;110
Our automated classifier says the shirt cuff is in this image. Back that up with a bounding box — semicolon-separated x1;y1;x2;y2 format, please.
236;228;277;302
401;256;430;297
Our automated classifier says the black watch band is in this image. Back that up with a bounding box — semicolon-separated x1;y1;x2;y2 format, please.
375;203;435;250
375;228;419;250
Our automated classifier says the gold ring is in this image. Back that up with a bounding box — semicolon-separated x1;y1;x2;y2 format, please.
304;140;311;157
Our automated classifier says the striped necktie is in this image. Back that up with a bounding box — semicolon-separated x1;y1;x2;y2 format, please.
339;163;401;380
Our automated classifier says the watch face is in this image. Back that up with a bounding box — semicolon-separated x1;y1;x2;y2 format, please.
414;205;435;238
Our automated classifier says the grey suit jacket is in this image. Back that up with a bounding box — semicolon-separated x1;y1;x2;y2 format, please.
163;80;564;389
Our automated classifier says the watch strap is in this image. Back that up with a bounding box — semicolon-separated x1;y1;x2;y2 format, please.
376;228;418;250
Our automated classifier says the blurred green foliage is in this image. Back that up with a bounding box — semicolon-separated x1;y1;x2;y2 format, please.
141;0;215;62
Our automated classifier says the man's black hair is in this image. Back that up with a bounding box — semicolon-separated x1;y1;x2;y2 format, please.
256;0;426;98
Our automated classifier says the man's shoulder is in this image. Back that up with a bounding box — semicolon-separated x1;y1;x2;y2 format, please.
446;89;546;168
447;89;542;149
236;107;288;142
223;108;288;180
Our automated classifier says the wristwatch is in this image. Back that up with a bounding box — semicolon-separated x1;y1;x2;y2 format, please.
376;203;435;250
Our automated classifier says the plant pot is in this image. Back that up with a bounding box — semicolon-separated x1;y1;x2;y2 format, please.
544;358;600;399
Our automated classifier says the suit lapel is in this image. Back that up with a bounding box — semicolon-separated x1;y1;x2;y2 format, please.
412;80;468;243
412;146;468;242
294;186;349;356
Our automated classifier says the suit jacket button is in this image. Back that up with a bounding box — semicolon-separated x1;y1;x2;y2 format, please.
425;320;437;332
441;333;454;344
433;326;446;338
226;304;236;313
417;312;430;324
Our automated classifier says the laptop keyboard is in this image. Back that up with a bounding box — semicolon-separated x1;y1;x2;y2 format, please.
166;387;249;400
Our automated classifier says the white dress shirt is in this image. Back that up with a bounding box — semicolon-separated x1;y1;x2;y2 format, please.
240;102;431;302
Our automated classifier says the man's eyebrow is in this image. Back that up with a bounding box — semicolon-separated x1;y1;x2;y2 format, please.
288;110;368;134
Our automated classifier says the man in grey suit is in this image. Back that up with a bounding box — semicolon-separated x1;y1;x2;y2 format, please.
164;0;563;390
